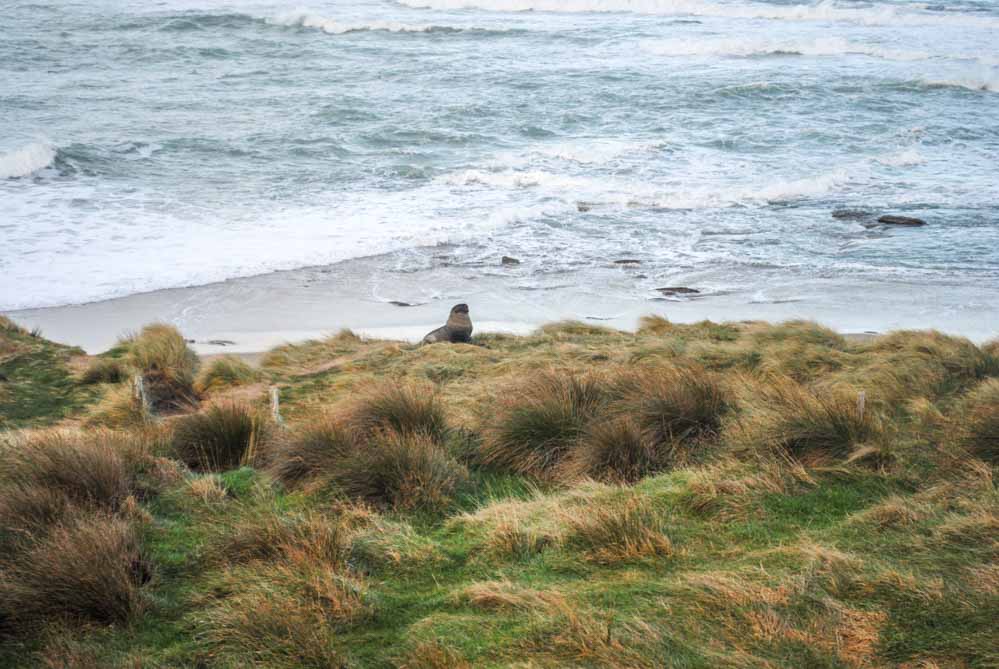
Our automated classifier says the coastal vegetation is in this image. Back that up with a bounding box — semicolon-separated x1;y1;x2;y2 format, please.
0;317;997;667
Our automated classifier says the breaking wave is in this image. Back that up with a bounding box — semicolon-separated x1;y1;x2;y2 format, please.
0;142;56;179
395;0;999;27
266;10;487;34
641;36;930;61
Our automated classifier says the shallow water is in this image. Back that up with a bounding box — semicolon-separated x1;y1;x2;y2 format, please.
2;0;998;334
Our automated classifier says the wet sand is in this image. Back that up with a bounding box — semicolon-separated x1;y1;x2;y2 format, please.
3;252;994;354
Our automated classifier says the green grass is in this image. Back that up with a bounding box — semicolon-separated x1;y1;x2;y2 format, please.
1;320;997;668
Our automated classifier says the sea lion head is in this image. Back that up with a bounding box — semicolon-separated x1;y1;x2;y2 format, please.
450;303;469;315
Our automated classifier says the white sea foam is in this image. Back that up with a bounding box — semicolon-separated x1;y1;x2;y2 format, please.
875;148;925;167
396;0;999;27
642;37;930;62
267;9;466;34
0;142;56;179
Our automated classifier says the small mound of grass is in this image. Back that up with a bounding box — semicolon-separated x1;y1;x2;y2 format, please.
346;382;448;442
80;357;128;385
128;323;199;410
563;415;658;484
171;403;271;472
0;513;150;627
480;372;607;477
266;414;358;487
736;376;879;461
195;356;261;395
957;378;999;463
333;430;468;512
562;495;674;564
86;384;150;428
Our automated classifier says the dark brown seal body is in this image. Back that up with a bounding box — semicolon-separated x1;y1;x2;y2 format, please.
422;304;472;344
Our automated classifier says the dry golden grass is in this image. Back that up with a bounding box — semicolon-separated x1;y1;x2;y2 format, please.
396;640;472;669
194;356;261;395
0;513;149;627
265;413;358;487
85;385;150;429
213;509;353;567
345;381;449;442
127;323;199;410
480;371;607;477
956;377;999;463
454;579;565;612
171;403;271;472
732;374;880;461
562;495;674;564
332;430;468;512
79;358;128;385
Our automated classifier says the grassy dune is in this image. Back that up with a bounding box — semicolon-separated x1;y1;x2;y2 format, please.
1;317;997;668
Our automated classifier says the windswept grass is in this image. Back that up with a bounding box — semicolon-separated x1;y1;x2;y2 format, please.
171;403;271;472
195;356;261;395
480;372;607;477
128;323;199;410
2;318;998;668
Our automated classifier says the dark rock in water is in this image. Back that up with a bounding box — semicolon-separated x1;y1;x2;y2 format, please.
185;339;196;344
389;300;417;307
501;256;521;266
878;215;926;226
205;339;236;346
656;286;700;296
577;202;592;212
422;303;473;345
832;209;874;220
614;259;641;265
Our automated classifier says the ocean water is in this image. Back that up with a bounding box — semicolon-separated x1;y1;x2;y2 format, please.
2;0;998;331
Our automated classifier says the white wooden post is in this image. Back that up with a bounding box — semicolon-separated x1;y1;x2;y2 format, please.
270;386;283;425
133;374;150;414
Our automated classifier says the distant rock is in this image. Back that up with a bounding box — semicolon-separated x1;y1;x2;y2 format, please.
577;202;592;212
878;215;926;226
656;286;700;296
831;209;874;220
614;259;641;266
205;339;236;346
422;304;473;344
501;256;521;266
389;300;417;307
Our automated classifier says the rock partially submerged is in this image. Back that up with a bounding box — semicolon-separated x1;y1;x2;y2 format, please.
422;304;473;345
657;287;700;297
614;259;641;266
501;256;521;266
831;209;874;220
878;214;926;226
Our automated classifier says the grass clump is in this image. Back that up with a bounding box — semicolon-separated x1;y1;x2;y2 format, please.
562;495;674;564
128;323;199;410
266;414;358;487
171;403;271;472
563;415;658;484
80;357;128;385
0;513;150;627
195;356;261;395
736;376;879;461
333;431;468;512
957;378;999;463
346;382;449;441
480;372;606;477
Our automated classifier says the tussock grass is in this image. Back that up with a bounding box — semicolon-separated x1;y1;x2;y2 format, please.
480;372;607;477
0;513;149;627
80;357;128;385
345;382;449;442
562;415;657;483
396;640;472;669
734;375;879;461
194;356;261;394
957;378;999;463
0;430;143;515
332;430;468;512
214;509;353;567
128;323;199;410
85;385;149;429
171;403;271;472
265;414;358;487
562;495;674;564
455;579;564;612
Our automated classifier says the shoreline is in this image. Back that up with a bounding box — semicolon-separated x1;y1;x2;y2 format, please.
4;252;995;354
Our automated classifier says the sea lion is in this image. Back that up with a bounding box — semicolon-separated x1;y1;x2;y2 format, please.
422;304;472;344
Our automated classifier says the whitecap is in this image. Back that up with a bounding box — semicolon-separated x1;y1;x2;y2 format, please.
0;141;56;179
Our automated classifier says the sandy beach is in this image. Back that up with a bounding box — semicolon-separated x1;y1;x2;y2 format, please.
5;249;996;355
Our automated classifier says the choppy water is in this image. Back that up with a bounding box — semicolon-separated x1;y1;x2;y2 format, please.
2;0;998;321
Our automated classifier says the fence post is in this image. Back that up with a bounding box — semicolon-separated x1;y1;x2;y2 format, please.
857;390;866;422
133;374;150;414
270;386;283;426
